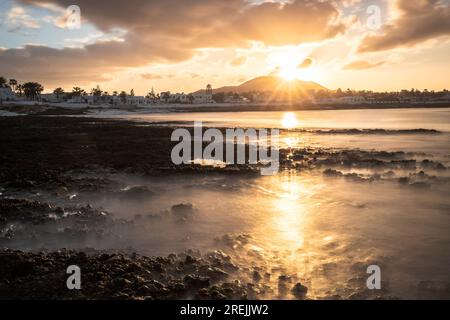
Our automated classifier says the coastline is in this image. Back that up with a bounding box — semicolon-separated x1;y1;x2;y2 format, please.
1;101;450;117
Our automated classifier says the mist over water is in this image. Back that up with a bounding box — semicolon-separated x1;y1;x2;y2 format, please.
91;107;450;298
3;107;450;299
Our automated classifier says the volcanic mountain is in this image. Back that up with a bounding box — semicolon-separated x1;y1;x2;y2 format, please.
215;76;326;92
196;76;327;101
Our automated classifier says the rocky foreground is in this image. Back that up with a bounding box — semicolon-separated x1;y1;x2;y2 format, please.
0;116;448;300
1;249;289;300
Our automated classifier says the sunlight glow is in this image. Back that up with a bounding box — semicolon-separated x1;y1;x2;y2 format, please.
281;112;298;129
270;49;321;82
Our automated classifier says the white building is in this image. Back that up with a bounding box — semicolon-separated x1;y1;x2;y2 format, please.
316;96;367;105
126;95;146;105
0;87;16;102
167;93;191;104
41;93;67;103
192;84;214;104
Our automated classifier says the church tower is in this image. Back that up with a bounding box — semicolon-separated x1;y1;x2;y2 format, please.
206;84;212;95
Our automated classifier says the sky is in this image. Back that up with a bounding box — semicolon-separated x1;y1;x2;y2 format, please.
0;0;449;95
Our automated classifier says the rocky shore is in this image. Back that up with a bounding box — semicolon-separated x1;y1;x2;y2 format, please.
0;116;448;299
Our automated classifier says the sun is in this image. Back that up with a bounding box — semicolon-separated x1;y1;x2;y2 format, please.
269;50;322;82
281;112;298;129
279;65;299;81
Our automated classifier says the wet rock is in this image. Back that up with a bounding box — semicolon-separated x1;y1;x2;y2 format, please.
323;169;343;177
292;282;308;298
252;271;262;282
171;203;194;220
203;267;228;281
54;186;69;197
183;275;210;289
398;177;409;184
119;186;155;201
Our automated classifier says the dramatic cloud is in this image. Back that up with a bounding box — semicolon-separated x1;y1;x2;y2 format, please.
1;0;347;86
343;60;385;70
359;0;450;52
0;37;192;86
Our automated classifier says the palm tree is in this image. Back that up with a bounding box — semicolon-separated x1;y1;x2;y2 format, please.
91;85;102;103
112;91;118;96
72;87;83;96
22;82;44;100
91;85;102;97
53;87;65;101
161;91;170;103
130;89;135;96
119;91;127;104
9;79;17;91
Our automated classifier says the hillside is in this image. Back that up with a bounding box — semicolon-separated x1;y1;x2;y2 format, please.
215;76;327;93
196;76;327;101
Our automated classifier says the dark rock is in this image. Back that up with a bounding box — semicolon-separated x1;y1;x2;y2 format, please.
119;186;155;201
171;203;194;219
292;282;308;298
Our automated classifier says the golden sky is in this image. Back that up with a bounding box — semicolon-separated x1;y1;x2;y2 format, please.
0;0;449;94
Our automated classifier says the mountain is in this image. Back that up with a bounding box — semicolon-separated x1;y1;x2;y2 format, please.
215;76;327;93
195;76;327;102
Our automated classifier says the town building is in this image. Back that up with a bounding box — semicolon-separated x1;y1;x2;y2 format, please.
0;87;16;102
192;84;214;104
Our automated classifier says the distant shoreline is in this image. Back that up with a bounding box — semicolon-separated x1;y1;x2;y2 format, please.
160;102;450;113
1;101;450;116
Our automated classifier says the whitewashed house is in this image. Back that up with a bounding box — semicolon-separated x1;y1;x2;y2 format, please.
192;84;214;104
0;87;16;102
127;95;146;105
168;93;191;104
41;93;68;103
316;96;367;105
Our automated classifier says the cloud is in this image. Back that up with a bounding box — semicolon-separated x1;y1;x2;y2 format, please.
141;73;163;80
230;56;247;67
141;73;176;80
4;0;348;86
5;6;40;31
359;0;450;52
0;39;191;87
298;58;313;69
343;60;385;70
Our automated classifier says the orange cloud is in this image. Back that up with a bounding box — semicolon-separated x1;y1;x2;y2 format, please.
359;0;450;52
2;0;348;87
343;60;385;70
